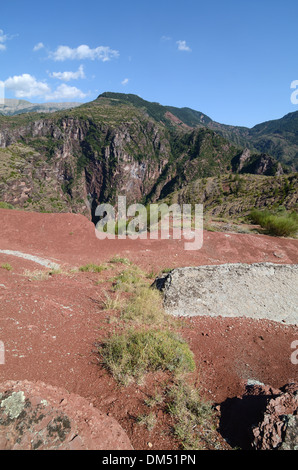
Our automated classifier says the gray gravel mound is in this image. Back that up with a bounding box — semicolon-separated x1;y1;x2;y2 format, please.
0;250;60;270
154;263;298;325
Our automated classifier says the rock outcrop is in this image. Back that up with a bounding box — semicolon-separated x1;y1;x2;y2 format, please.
232;148;284;176
0;380;133;450
219;382;298;450
252;383;298;450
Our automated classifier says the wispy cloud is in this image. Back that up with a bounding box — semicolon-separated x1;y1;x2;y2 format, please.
0;29;8;51
49;65;86;82
50;44;119;62
33;42;45;52
176;40;192;52
121;78;129;86
161;35;172;41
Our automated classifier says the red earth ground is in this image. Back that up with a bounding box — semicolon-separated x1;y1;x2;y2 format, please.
0;208;297;450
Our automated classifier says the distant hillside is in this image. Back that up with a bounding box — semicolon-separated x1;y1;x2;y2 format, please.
161;173;298;219
244;112;298;170
0;99;81;116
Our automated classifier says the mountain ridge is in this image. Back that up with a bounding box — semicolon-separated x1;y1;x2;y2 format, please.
0;98;81;116
0;91;296;220
96;92;298;170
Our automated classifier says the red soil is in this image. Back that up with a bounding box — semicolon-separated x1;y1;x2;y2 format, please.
0;208;297;450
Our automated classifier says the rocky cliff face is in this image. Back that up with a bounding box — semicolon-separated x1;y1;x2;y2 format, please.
0;112;173;216
232;148;284;176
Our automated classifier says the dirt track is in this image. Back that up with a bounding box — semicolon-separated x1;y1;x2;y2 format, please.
0;208;297;450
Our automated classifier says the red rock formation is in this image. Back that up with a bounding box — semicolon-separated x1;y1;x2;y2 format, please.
0;380;133;450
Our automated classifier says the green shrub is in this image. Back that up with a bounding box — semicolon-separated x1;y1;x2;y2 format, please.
250;209;298;237
264;215;298;237
0;202;14;210
99;329;196;385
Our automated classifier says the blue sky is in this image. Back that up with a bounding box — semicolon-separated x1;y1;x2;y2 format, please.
0;0;297;127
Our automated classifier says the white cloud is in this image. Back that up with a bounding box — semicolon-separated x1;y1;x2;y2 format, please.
45;83;87;100
33;42;45;52
50;44;119;62
121;78;129;86
176;40;192;52
1;74;86;101
49;65;86;82
0;29;8;51
2;74;50;98
161;35;171;41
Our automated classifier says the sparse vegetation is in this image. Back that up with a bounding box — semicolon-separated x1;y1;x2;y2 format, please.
99;329;196;385
112;266;146;292
109;256;131;265
92;256;224;448
23;268;61;280
161;267;173;274
1;263;12;271
144;391;164;408
98;290;124;311
137;412;157;431
168;173;297;224
122;286;170;326
167;382;216;450
79;263;109;273
146;270;158;279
